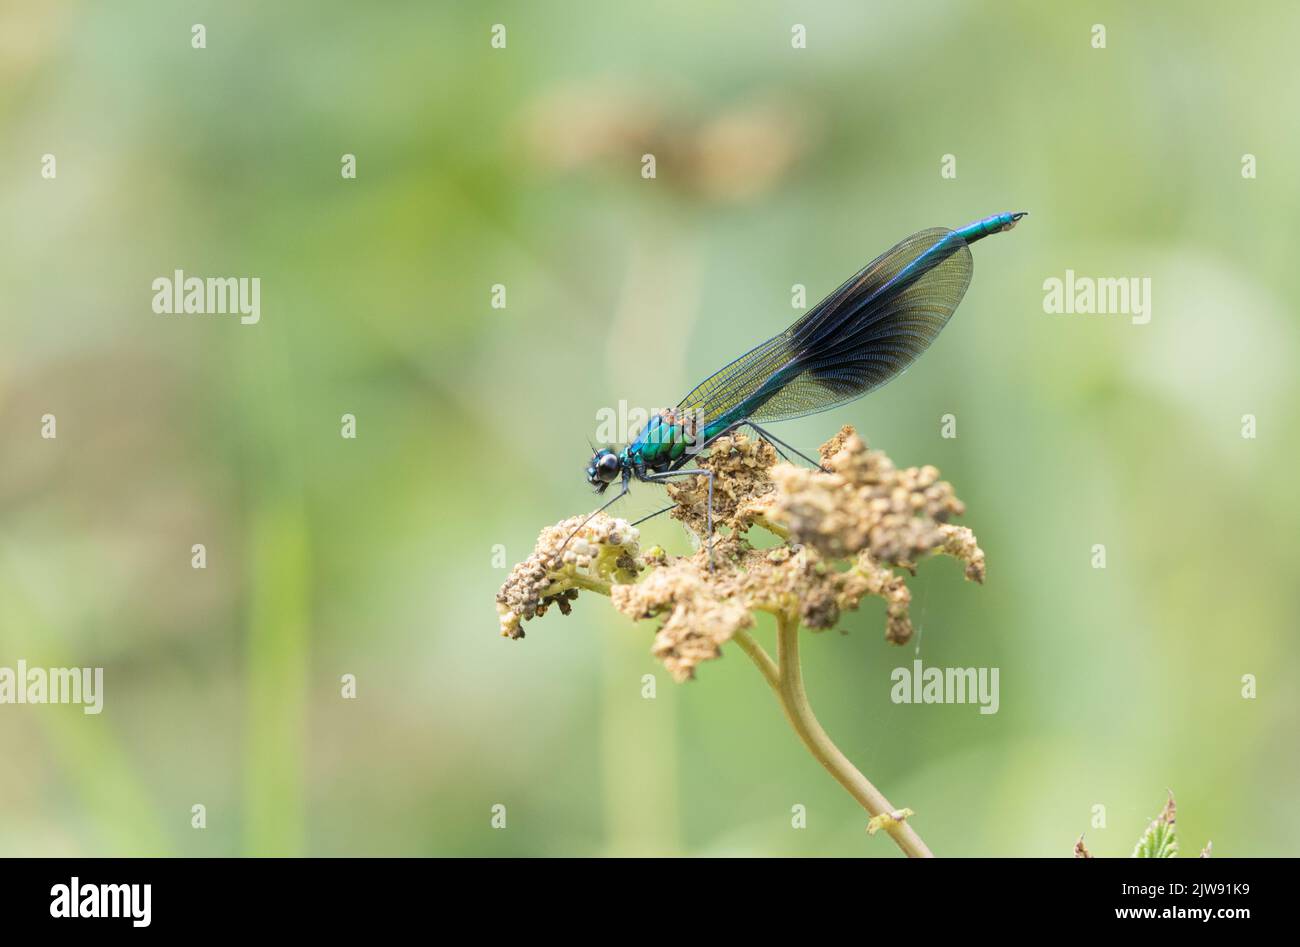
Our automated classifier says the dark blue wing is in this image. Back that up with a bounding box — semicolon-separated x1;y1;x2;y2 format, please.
677;227;973;426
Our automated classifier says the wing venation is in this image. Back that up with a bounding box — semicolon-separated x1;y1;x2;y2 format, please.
676;228;973;427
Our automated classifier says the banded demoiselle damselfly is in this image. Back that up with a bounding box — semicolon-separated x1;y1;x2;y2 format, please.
575;211;1028;558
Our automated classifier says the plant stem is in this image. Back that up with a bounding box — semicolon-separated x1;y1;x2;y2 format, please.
542;572;612;599
732;627;780;690
734;617;934;858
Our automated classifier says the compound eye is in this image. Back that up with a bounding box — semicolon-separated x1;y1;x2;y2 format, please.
595;450;621;481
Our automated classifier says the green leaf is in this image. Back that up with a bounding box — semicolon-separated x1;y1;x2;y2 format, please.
1132;791;1179;858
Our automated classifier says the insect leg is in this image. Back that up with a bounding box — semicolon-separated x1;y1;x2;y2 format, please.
630;504;675;527
742;422;831;473
640;467;716;568
693;421;808;470
555;477;631;561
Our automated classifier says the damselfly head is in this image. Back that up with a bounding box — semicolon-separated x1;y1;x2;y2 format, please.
586;448;621;492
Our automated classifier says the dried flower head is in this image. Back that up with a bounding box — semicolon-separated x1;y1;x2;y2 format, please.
495;425;983;859
496;426;984;676
495;513;643;640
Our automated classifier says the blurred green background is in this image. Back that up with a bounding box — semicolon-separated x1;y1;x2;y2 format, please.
2;1;1297;857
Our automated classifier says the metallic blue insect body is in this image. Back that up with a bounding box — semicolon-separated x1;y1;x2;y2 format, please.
579;212;1027;553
